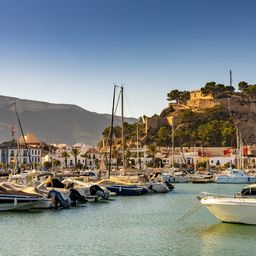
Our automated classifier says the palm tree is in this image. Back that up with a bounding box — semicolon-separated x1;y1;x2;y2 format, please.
71;148;81;168
148;143;158;167
112;146;121;170
61;151;70;168
80;152;88;169
71;148;80;167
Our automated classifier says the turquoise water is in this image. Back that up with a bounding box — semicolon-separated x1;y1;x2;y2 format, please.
1;184;256;256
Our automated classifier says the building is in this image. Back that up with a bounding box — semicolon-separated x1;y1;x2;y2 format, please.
186;90;218;111
0;140;42;168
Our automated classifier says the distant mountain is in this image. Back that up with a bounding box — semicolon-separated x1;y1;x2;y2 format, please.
0;95;136;145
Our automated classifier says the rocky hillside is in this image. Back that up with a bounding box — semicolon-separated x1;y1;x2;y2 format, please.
144;94;256;147
218;95;256;145
0;95;136;145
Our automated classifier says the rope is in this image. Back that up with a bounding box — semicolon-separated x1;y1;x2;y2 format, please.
177;203;202;223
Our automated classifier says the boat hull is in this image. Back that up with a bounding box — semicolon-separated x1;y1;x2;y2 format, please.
162;174;191;183
201;197;256;224
106;185;148;196
147;183;170;193
215;176;256;184
0;195;42;211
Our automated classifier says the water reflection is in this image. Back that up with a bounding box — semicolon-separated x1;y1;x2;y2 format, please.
199;223;256;256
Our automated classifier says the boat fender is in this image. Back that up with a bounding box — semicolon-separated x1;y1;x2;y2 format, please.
14;198;17;206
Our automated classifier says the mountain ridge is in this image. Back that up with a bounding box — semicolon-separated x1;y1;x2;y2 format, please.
0;95;136;145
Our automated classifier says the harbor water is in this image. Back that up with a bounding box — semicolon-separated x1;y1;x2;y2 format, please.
1;183;256;256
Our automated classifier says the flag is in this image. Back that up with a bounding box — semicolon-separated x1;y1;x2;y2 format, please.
11;126;15;137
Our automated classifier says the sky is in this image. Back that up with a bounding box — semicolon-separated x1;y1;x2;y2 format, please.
0;0;255;118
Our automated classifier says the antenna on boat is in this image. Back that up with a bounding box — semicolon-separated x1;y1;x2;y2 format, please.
229;70;233;88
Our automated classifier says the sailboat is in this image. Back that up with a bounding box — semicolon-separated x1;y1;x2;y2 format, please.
100;85;150;196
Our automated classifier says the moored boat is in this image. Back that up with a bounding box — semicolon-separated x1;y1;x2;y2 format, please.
0;185;43;211
215;168;256;184
191;171;214;183
199;184;256;225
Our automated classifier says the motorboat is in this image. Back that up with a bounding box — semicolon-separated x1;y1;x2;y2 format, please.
147;171;173;193
0;184;43;211
199;184;256;225
62;177;111;201
215;169;256;184
97;177;150;196
162;172;191;183
7;172;84;209
191;171;214;183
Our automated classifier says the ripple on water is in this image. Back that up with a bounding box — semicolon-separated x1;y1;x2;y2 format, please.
0;184;256;256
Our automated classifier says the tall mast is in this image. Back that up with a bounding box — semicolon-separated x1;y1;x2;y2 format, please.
14;102;33;170
121;86;125;172
136;123;139;169
172;119;175;167
108;84;117;178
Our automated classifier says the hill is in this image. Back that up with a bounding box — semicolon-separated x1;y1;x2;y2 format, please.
144;92;256;147
0;95;136;145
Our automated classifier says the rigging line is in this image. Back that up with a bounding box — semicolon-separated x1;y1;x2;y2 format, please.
105;88;122;148
176;203;202;223
123;90;137;119
14;102;33;170
114;89;121;117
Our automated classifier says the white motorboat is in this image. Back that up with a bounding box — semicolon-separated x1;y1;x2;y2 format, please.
162;172;191;183
62;177;111;201
215;169;256;184
147;172;173;193
0;184;43;211
200;184;256;225
7;172;75;209
191;171;214;184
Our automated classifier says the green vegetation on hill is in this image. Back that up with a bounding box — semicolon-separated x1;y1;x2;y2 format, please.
173;106;236;147
101;80;256;149
200;81;235;98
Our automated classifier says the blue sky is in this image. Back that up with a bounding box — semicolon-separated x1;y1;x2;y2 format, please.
0;0;255;117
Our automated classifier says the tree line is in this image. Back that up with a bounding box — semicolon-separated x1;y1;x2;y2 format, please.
167;80;256;103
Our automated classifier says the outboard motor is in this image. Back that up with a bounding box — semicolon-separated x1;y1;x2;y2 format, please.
90;185;109;200
69;188;87;206
48;190;70;209
45;178;66;188
164;181;175;190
